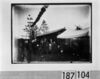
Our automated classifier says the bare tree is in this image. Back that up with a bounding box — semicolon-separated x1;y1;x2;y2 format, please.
40;20;49;34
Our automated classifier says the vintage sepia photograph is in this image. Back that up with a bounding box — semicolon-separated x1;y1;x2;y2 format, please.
11;3;92;64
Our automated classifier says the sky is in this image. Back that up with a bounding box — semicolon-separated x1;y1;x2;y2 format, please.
12;4;91;38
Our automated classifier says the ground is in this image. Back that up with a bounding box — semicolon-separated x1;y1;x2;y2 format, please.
13;36;92;63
